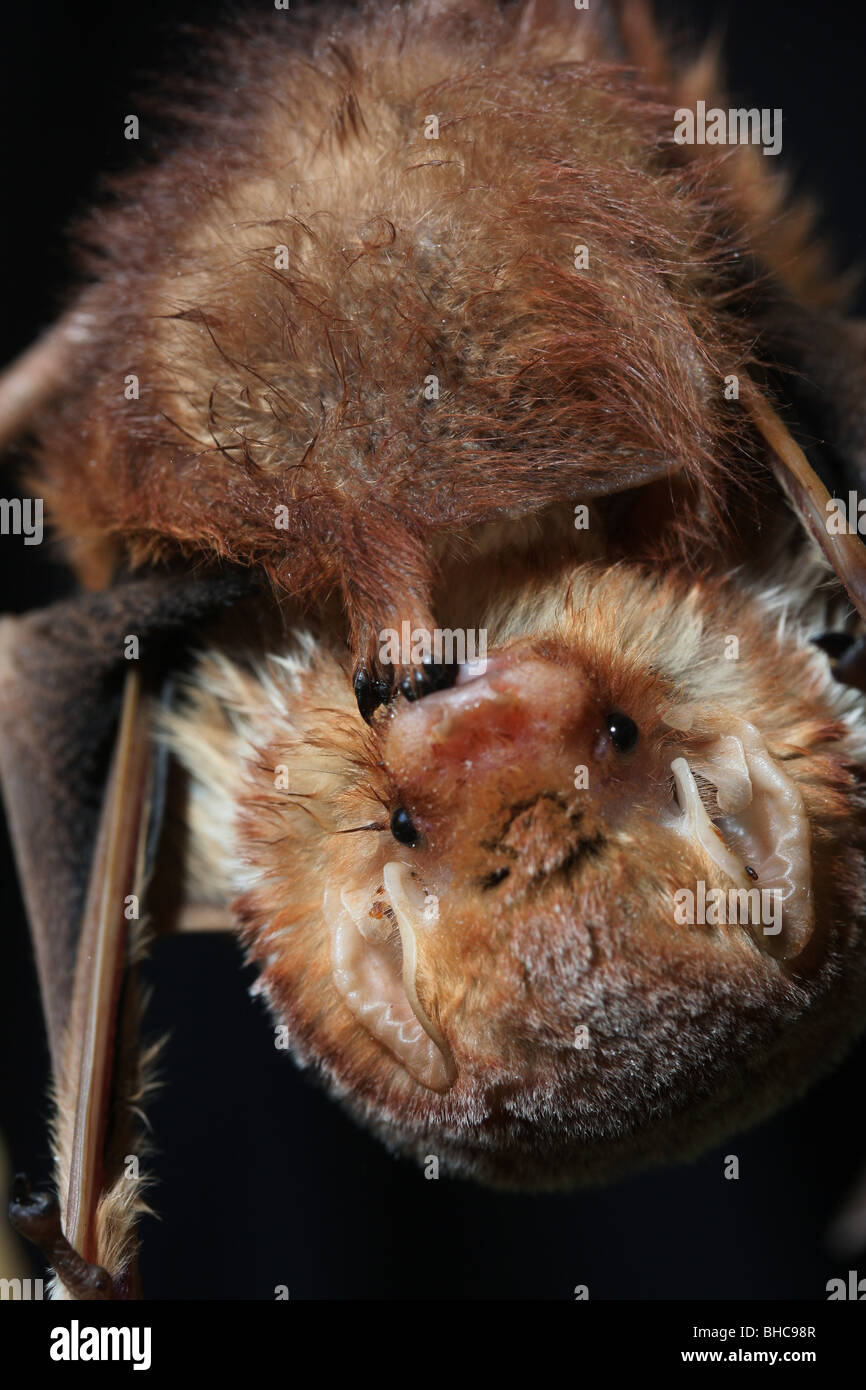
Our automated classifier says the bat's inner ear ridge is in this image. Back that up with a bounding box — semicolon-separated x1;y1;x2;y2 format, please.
669;722;813;961
324;860;456;1093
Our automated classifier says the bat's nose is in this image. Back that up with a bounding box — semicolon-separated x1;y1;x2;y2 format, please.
394;654;541;748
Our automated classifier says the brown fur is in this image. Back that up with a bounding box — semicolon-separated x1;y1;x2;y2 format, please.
7;1;866;1192
27;0;831;664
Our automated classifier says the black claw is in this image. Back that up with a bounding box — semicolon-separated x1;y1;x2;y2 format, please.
354;667;377;723
355;667;397;722
400;673;421;702
400;661;459;702
373;676;393;706
422;660;459;693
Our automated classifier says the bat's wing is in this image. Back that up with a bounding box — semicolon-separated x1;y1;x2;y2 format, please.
746;385;866;622
1;569;254;1296
745;310;866;688
750;310;866;1254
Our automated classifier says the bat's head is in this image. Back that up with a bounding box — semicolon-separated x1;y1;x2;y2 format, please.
173;563;866;1185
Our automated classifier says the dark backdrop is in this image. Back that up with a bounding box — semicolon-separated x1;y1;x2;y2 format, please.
1;0;865;1300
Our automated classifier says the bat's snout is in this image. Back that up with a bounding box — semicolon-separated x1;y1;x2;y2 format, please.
377;639;620;919
382;645;589;790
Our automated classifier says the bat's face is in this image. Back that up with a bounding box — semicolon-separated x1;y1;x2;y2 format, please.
175;563;866;1186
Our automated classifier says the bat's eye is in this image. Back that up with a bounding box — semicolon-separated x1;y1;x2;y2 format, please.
390;806;420;847
606;712;639;754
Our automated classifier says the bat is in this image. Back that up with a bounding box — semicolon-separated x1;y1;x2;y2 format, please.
2;0;866;1299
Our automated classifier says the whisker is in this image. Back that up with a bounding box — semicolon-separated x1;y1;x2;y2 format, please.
332;821;387;834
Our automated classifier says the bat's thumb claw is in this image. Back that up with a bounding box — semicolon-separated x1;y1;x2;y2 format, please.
9;1171;114;1300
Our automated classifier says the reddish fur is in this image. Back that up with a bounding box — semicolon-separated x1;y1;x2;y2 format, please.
28;0;824;661
9;1;866;1189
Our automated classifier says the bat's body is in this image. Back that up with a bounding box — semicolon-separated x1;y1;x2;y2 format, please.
24;2;833;663
3;0;866;1292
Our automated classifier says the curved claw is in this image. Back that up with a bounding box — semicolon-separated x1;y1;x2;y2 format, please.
354;666;395;723
400;660;459;702
355;659;459;721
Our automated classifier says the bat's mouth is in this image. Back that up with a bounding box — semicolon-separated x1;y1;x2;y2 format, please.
669;719;814;959
324;861;456;1092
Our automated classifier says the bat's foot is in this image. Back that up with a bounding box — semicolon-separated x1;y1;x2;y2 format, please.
397;661;460;702
349;588;459;722
9;1172;114;1300
354;659;458;723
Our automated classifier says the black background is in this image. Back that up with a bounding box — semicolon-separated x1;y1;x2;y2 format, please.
1;0;865;1301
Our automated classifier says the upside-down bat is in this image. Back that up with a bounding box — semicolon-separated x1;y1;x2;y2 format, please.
2;0;866;1299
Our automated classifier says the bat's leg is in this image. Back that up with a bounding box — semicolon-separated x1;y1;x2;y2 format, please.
9;1175;113;1300
339;529;458;721
350;608;460;722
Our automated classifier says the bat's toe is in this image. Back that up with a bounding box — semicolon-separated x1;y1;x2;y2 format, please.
354;657;459;722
